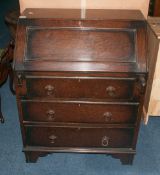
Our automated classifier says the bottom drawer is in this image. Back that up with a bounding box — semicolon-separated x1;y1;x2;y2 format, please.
26;126;134;148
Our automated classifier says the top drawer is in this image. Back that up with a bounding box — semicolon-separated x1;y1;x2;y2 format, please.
21;76;137;100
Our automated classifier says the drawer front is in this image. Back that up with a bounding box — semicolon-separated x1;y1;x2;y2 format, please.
22;101;138;124
26;126;134;148
26;77;136;100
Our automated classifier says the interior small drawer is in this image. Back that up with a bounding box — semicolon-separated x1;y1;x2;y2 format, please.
25;76;136;100
22;100;139;124
25;126;134;148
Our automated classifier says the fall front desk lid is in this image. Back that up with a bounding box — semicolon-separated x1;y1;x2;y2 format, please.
14;9;147;73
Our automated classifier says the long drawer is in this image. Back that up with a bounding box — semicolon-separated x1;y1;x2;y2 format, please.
22;100;139;124
25;76;136;100
25;126;134;148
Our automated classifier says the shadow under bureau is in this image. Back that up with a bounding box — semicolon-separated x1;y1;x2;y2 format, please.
14;9;147;165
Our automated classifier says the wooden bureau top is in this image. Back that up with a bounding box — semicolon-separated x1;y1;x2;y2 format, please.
14;9;147;73
21;8;145;21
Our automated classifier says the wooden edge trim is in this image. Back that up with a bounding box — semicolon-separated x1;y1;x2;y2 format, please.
23;146;136;154
142;105;148;125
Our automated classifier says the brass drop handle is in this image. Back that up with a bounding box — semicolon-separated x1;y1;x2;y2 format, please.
45;85;54;96
49;134;57;144
46;110;55;120
106;86;116;97
102;136;109;147
103;112;112;122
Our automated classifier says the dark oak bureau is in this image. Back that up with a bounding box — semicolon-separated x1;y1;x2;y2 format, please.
14;9;147;164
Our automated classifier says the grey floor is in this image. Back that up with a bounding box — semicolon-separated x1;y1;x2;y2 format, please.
1;0;160;174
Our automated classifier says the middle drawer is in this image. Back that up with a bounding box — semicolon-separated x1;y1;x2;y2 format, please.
21;100;139;124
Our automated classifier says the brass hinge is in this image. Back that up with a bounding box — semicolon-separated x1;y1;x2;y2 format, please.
17;74;24;86
139;75;146;88
137;75;147;95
